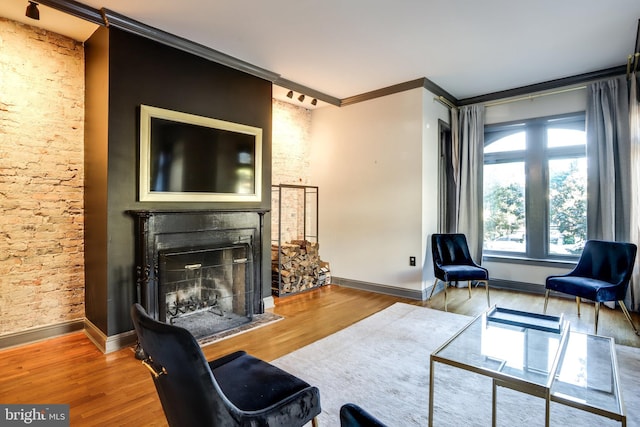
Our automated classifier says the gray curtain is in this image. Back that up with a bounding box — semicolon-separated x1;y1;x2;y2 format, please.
630;72;640;310
586;76;631;242
438;108;459;233
586;76;632;309
455;104;485;262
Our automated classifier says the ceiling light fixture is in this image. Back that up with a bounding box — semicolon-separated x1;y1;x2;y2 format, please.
286;90;293;98
26;1;40;20
298;94;305;102
311;98;318;106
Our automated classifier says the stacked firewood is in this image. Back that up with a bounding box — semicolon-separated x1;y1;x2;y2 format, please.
272;240;329;295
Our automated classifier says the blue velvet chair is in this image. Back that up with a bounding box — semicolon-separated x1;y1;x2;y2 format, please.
544;239;638;335
428;233;490;312
131;303;321;427
340;404;387;427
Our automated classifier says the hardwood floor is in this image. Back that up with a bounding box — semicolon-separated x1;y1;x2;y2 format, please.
423;284;640;347
0;284;638;426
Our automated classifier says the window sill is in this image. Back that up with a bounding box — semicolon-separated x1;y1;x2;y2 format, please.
482;254;576;268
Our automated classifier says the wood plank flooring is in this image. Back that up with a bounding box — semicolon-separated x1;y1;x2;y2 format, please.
0;284;638;426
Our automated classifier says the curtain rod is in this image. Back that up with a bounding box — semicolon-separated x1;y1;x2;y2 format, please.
627;53;640;79
435;84;587;110
484;85;587;108
434;96;457;110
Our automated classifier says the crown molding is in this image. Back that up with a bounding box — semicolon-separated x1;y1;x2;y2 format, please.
341;78;425;107
101;8;281;83
35;1;281;83
24;0;457;110
634;18;640;56
341;78;458;107
421;78;458;106
458;65;627;106
31;0;627;110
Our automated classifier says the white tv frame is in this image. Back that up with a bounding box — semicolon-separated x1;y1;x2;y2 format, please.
139;104;263;202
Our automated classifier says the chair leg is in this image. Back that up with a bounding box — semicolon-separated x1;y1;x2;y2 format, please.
576;296;581;317
312;416;319;427
483;280;490;307
618;300;640;335
467;281;472;298
428;278;439;301
429;278;450;312
444;282;448;312
543;289;550;314
594;302;600;335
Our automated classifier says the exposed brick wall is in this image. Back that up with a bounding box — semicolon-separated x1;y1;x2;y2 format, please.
271;100;314;243
272;99;312;186
0;19;85;334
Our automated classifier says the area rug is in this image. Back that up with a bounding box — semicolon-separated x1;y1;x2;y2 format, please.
272;303;640;426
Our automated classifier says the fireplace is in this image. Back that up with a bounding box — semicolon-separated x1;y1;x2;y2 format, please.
159;243;252;338
129;209;267;339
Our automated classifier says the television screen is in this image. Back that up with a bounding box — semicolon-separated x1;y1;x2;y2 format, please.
139;105;262;202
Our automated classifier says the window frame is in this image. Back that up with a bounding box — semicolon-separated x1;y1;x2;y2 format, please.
483;112;586;261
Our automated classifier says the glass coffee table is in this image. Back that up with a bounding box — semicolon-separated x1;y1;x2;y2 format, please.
428;306;626;427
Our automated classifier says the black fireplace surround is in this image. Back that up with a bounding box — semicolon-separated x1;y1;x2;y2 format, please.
129;209;268;338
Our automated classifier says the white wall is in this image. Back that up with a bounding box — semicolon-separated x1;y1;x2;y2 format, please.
309;88;449;293
483;86;588;286
307;84;586;295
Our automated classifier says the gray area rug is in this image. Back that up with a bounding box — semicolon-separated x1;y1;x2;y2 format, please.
272;303;640;426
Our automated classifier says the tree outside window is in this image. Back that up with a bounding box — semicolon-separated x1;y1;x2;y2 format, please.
483;114;586;259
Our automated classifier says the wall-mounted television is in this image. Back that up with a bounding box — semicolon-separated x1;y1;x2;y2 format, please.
139;105;263;202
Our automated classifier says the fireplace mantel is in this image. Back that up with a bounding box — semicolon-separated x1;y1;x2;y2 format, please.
128;209;269;321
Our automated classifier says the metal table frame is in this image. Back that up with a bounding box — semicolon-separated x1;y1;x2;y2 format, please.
428;306;626;426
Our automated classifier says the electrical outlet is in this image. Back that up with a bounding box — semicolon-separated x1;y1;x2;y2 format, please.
409;256;416;266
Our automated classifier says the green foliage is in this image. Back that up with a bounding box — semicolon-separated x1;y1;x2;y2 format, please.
549;161;586;252
484;182;525;240
484;160;586;254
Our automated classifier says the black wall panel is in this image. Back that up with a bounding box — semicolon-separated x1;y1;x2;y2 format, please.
85;27;272;336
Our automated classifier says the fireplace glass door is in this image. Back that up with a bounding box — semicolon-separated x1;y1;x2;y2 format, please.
158;243;253;339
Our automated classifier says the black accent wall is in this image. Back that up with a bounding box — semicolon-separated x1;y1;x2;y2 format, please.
84;26;272;337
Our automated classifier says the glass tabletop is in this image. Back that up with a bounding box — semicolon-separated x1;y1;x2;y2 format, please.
432;306;568;387
430;306;625;425
550;331;623;418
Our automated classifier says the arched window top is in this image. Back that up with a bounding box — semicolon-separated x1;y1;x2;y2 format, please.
485;131;525;153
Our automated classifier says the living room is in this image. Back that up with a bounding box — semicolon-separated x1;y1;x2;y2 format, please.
2;0;640;425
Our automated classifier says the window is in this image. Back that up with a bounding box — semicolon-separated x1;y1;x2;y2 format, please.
483;114;586;259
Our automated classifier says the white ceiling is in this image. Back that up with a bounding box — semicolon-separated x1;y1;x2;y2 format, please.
2;0;640;103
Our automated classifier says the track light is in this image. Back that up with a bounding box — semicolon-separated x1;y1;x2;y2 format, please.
283;90;317;107
26;1;40;20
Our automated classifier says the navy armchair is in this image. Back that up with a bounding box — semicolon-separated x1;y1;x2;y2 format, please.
340;403;387;427
428;233;490;312
131;303;321;427
544;239;638;335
